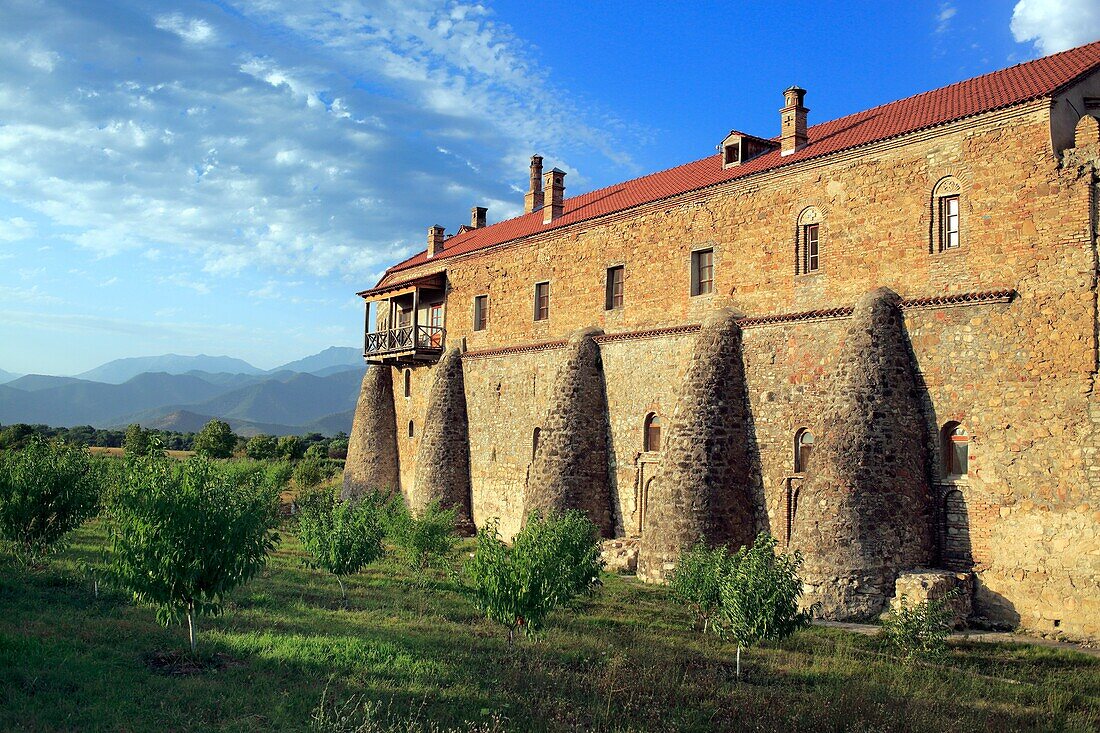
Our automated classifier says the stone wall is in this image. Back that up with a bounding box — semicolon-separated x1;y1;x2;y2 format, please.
789;288;935;620
637;311;758;580
523;328;613;536
411;349;475;534
346;103;1100;639
342;365;399;500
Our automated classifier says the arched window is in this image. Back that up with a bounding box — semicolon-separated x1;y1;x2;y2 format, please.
794;428;814;473
942;422;969;478
795;207;822;275
407;420;415;438
403;369;411;398
644;413;662;452
931;177;963;253
532;427;541;460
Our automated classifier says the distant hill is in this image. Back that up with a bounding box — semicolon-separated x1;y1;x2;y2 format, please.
0;368;21;385
270;346;362;375
131;408;353;437
4;375;90;392
77;354;263;384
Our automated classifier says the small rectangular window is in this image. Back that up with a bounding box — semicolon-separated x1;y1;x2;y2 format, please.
605;266;624;310
534;281;550;321
691;249;714;296
804;224;819;272
941;195;960;250
472;295;488;331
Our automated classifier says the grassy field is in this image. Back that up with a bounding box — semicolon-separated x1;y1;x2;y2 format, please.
1;522;1097;732
87;446;196;459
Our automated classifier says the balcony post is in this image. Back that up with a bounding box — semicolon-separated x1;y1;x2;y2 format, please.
412;286;420;348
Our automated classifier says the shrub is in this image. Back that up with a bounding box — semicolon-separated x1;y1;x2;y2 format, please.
304;443;328;461
294;457;338;490
193;419;236;459
465;511;603;643
327;439;349;460
106;454;280;653
669;541;731;633
0;437;101;566
277;435;306;461
715;532;813;678
385;499;457;575
245;435;278;460
296;488;385;607
881;590;959;664
264;460;294;492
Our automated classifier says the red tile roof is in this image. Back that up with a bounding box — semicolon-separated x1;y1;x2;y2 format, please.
379;40;1100;283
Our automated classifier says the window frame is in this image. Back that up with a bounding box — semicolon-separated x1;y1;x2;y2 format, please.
605;265;625;310
691;248;714;297
942;422;969;479
940;194;960;251
803;223;820;273
794;428;814;473
403;369;411;398
533;281;550;322
644;413;662;452
472;294;488;332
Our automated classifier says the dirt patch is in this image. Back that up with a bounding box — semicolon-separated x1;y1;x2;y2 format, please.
143;650;244;676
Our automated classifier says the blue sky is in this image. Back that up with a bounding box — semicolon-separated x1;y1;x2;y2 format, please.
0;0;1097;376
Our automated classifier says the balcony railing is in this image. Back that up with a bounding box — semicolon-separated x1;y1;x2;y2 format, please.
365;324;446;358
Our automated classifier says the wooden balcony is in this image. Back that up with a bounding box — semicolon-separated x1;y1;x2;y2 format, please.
364;324;445;365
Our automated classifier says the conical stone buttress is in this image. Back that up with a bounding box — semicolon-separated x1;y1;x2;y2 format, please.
637;309;757;581
790;287;935;620
523;327;613;536
411;349;475;535
342;364;400;501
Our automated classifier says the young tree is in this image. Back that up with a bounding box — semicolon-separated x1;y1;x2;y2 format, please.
881;589;960;664
245;434;278;460
123;423;149;456
296;489;385;607
277;435;306;461
669;541;732;633
107;454;280;654
293;457;336;490
715;533;813;678
193;419;237;459
0;438;101;566
304;442;328;461
326;438;349;460
385;498;457;576
465;511;603;643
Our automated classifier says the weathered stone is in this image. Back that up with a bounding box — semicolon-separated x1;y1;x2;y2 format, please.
342;365;400;501
601;537;639;574
523;327;613;536
791;288;935;620
411;349;475;534
637;309;757;581
889;569;974;629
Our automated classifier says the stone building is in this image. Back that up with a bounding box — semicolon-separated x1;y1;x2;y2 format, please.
344;42;1100;639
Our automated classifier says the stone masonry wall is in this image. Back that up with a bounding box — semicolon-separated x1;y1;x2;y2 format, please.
789;288;936;620
411;349;475;534
637;311;758;580
522;328;613;536
348;102;1100;639
342;365;399;500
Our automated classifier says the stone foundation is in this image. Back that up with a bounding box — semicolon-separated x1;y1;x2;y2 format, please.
601;537;640;574
889;569;974;629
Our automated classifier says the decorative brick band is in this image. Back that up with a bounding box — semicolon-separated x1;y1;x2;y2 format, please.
462;339;568;361
461;289;1015;358
593;324;702;344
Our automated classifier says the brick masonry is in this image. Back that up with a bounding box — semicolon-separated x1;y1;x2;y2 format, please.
346;91;1100;640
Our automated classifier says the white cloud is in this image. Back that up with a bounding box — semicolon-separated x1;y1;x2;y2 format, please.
1011;0;1100;55
936;3;957;34
155;13;216;45
0;216;35;242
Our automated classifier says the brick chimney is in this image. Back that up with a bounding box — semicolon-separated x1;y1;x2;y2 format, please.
780;86;808;156
471;206;487;229
427;225;445;258
524;154;544;214
542;168;565;224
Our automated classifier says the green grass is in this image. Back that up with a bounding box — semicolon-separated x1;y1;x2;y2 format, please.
1;522;1097;732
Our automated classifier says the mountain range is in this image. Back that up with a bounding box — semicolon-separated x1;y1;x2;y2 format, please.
0;347;365;436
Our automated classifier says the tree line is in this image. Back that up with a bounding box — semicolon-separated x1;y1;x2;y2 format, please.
0;420;349;460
